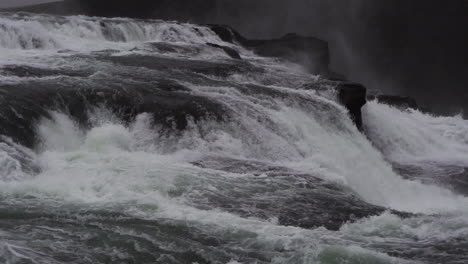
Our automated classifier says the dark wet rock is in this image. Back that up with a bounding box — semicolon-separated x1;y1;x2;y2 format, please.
337;82;367;130
206;43;241;60
0;78;228;148
144;42;197;55
207;25;248;45
145;42;180;54
207;25;331;75
191;157;411;231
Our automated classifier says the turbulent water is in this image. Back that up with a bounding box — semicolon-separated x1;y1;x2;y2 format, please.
0;12;468;264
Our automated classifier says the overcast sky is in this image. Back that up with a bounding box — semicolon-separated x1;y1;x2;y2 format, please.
0;0;61;8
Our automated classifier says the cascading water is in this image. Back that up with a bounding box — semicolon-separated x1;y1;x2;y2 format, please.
1;12;468;264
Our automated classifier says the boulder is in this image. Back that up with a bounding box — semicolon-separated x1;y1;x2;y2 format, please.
207;25;248;45
337;83;367;130
206;43;242;60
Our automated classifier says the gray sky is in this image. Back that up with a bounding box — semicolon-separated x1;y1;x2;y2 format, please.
0;0;61;8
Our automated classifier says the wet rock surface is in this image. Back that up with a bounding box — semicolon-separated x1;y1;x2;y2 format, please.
206;43;241;60
207;25;331;75
0;70;228;148
337;82;367;130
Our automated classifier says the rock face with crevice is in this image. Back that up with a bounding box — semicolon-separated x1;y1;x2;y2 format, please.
336;82;367;130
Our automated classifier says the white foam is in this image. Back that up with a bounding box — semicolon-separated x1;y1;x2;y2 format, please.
0;107;461;262
0;13;229;52
341;211;468;252
363;101;468;165
1;12;467;263
177;84;468;213
37;112;84;152
2;85;468;217
0;136;37;182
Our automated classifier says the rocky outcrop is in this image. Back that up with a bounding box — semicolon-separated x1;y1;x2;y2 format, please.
206;43;242;60
0;66;228;148
207;25;248;45
207;25;331;75
337;82;367;130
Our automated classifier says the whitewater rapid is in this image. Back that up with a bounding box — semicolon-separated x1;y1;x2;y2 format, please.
364;101;468;165
0;12;468;264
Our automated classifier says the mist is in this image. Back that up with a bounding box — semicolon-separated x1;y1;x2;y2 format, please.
202;0;468;114
83;0;465;114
